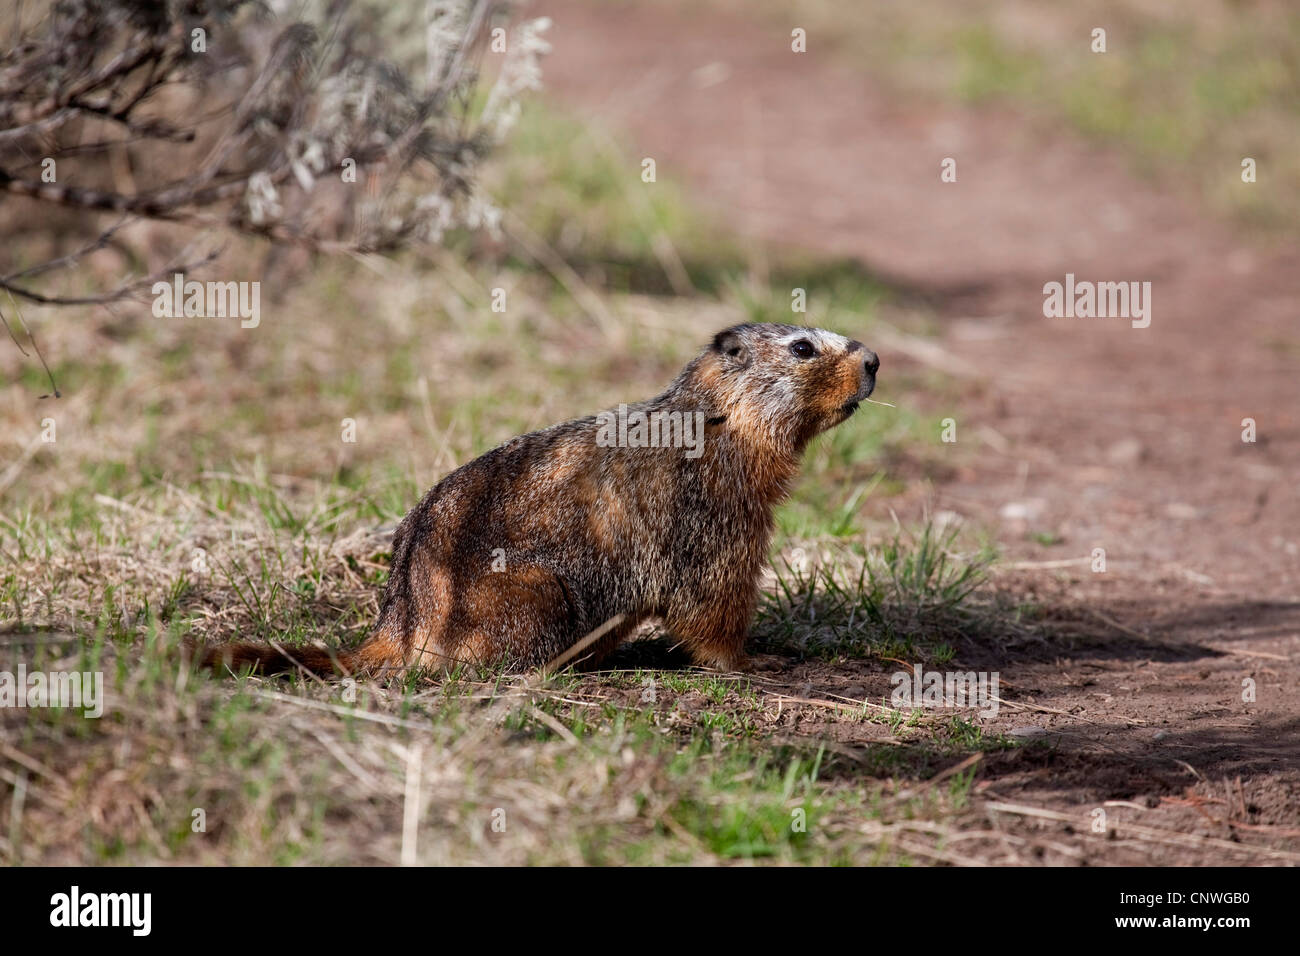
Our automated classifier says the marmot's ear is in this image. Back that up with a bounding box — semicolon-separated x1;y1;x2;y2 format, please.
712;329;752;368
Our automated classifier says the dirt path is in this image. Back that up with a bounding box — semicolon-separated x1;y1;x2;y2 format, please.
531;0;1299;862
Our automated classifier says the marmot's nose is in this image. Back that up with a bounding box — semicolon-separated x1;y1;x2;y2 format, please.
847;340;879;375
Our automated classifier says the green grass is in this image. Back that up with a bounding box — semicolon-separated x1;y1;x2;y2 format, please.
0;89;1011;864
758;523;996;662
1;470;1011;864
3;609;1019;863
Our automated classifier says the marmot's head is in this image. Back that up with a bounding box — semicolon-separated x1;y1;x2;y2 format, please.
692;323;879;449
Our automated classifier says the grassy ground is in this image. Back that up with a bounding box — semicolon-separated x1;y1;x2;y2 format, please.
0;97;1014;864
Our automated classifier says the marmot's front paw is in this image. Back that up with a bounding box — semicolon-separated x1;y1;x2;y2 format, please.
694;650;753;673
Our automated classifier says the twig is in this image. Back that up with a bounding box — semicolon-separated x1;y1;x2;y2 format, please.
0;294;58;396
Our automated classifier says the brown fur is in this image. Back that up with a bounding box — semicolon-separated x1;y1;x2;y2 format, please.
201;323;879;678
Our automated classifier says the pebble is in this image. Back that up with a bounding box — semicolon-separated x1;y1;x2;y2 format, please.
1009;725;1049;739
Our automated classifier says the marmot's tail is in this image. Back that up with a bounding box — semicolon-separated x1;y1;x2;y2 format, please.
196;632;405;677
198;641;355;676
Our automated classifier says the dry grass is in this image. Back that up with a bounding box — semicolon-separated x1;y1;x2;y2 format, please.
0;97;1004;865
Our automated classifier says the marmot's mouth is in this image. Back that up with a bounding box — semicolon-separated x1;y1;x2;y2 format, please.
842;376;876;416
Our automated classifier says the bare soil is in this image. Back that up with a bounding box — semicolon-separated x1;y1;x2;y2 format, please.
533;0;1300;863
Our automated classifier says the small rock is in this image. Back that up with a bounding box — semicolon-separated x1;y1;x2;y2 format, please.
1009;725;1049;739
689;61;731;89
1106;438;1143;466
1000;499;1046;522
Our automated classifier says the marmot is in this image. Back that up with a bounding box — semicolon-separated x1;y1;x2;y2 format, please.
203;323;879;676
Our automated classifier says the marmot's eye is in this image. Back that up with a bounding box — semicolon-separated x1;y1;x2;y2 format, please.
790;339;816;359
